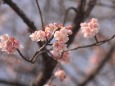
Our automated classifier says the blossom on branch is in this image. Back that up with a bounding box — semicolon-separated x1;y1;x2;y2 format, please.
54;27;69;43
0;34;22;54
80;18;99;38
29;23;72;63
29;30;46;42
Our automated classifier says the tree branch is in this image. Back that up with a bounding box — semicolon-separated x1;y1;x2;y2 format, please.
35;0;44;30
3;0;37;33
69;34;115;51
63;7;78;25
0;79;27;86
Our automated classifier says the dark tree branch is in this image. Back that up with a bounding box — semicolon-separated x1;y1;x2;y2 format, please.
3;0;37;33
85;0;97;18
94;35;98;43
35;0;45;30
69;34;115;51
0;79;28;86
67;0;87;46
32;54;57;86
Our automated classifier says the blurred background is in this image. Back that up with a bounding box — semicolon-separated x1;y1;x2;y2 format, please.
0;0;115;86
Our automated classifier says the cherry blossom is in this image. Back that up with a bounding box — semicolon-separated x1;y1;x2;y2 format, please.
29;30;46;42
45;23;58;34
45;23;63;39
54;69;66;81
0;34;22;54
51;41;70;63
29;23;72;63
53;41;67;53
54;27;72;43
80;18;99;38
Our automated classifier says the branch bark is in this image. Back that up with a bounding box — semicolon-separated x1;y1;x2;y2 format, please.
0;79;27;86
3;0;37;33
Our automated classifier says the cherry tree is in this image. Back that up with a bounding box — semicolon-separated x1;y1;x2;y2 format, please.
0;0;115;86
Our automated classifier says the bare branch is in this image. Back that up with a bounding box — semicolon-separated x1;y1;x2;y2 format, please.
0;79;27;86
3;0;37;33
35;0;44;30
69;34;115;51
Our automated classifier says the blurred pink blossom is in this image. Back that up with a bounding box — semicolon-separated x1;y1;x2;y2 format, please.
90;55;101;65
0;34;22;54
112;82;115;86
54;69;66;81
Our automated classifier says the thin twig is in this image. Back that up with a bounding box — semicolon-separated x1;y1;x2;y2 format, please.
35;0;44;30
69;34;115;51
94;35;98;43
0;79;27;86
17;42;48;63
17;49;32;63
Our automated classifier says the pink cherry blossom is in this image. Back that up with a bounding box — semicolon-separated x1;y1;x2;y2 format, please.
0;34;22;54
45;23;63;39
53;41;67;54
80;18;99;38
45;23;58;33
68;30;73;35
29;30;46;42
54;69;66;81
54;27;72;43
29;23;72;63
0;34;9;42
51;50;70;63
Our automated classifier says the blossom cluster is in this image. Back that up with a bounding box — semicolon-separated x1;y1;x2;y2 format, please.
29;23;64;41
44;69;66;86
80;18;99;38
54;69;66;81
51;25;72;63
0;34;22;54
30;23;72;63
